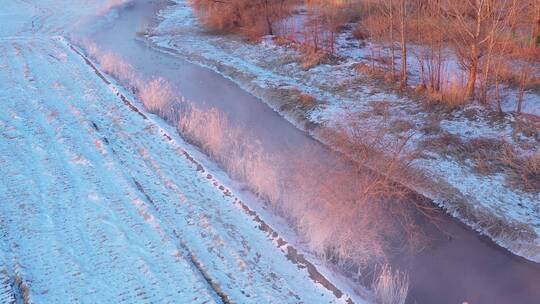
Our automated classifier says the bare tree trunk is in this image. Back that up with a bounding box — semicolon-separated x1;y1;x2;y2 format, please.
390;0;396;78
465;47;478;100
532;0;540;48
264;0;274;35
434;0;443;92
465;1;484;100
371;47;376;71
517;66;530;114
495;73;502;114
480;31;496;104
435;38;442;91
400;0;408;87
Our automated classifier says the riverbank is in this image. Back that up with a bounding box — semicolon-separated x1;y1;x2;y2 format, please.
0;1;364;303
147;0;540;263
68;0;540;302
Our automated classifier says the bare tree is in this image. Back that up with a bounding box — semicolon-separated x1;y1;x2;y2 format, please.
479;0;519;104
412;0;445;92
440;0;520;100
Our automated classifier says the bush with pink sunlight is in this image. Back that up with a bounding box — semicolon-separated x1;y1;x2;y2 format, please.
81;40;176;116
372;264;409;304
176;101;423;278
177;105;282;204
82;40;141;89
138;77;176;115
80;43;420;298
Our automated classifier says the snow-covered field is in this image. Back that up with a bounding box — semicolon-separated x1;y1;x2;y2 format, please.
149;0;540;262
0;1;359;303
0;0;131;37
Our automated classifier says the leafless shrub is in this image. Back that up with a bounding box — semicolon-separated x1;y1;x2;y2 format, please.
303;0;359;54
390;119;413;134
190;0;298;40
426;76;468;109
353;25;369;41
298;92;317;108
371;101;391;117
300;47;331;69
174;99;429;283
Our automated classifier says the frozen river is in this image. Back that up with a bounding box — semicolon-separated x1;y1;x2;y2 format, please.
85;1;540;303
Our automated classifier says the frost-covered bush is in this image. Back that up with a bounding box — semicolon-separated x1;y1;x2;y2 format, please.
82;40;141;88
138;77;176;115
372;264;409;304
176;101;421;275
177;106;281;203
82;44;417;298
82;41;175;116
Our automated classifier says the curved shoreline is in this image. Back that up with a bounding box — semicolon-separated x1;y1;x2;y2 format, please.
145;4;540;264
78;1;540;302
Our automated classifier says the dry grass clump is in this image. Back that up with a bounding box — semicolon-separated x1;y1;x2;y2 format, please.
353;25;369;41
273;36;293;47
420;115;442;135
390;119;414;134
423;134;509;174
504;151;540;194
420;132;462;153
289;88;317;110
300;47;333;70
514;118;540;140
82;40;177;119
462;137;512;175
426;80;468;110
177;105;281;203
372;264;409;304
458;138;540;194
422;132;540;194
371;101;391;117
354;62;387;80
298;92;317;108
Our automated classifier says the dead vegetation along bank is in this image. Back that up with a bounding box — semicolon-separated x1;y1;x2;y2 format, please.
187;0;540;205
191;0;540;112
81;38;434;303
